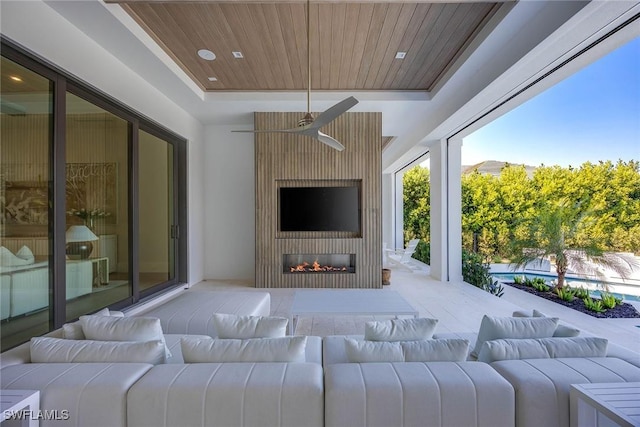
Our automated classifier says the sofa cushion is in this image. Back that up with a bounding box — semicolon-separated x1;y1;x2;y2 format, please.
30;337;165;365
477;337;608;363
471;315;559;357
343;337;470;363
401;338;470;362
345;339;404;362
79;315;170;360
181;336;307;363
491;357;640;427
127;363;324;427
364;318;438;341
324;362;515;427
1;362;152;427
212;313;287;338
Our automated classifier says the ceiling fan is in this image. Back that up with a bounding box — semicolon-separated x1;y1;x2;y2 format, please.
232;0;358;151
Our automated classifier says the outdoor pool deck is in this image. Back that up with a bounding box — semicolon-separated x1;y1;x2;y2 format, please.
192;262;640;354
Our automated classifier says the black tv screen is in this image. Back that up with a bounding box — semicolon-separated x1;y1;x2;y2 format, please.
280;186;360;232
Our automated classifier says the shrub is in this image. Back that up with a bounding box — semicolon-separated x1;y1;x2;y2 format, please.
412;240;430;265
555;287;575;302
574;286;590;299
583;297;606;313
600;292;622;309
513;275;525;285
462;250;503;298
532;281;550;292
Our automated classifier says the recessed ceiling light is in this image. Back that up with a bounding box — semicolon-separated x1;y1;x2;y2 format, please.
197;49;216;61
232;51;244;59
208;77;218;82
9;75;22;82
395;52;407;59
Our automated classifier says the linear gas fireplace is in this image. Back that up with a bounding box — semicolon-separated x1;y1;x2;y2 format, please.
283;254;356;274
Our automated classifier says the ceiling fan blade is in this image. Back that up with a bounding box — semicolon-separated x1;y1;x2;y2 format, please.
317;131;345;151
309;96;359;129
231;129;299;133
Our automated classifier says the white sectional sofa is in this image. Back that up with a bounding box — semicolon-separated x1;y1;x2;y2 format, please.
0;289;326;427
3;292;640;427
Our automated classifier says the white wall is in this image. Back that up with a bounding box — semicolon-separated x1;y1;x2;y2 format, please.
0;0;206;285
203;125;255;281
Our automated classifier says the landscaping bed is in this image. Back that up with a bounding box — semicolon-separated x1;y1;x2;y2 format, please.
506;282;640;319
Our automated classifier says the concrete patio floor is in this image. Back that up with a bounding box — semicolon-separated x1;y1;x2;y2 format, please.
192;262;640;354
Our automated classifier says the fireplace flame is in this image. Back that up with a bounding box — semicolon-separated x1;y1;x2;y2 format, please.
289;258;349;273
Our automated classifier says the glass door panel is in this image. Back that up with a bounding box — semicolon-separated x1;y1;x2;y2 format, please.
138;130;175;290
0;57;53;351
65;93;131;320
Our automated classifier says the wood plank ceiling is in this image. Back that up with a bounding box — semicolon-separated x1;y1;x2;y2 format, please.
114;1;503;92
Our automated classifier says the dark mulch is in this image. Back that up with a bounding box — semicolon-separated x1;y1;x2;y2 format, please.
506;282;640;319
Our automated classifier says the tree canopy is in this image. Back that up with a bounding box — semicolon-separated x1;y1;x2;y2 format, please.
403;160;640;262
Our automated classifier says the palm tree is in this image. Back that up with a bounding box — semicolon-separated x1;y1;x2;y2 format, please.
509;204;637;289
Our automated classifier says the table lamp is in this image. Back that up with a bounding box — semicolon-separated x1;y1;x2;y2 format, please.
66;225;99;260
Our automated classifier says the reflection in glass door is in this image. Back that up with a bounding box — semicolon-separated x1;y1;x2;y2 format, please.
0;56;53;351
65;92;131;320
139;130;175;290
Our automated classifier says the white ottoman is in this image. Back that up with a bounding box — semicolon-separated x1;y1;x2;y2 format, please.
139;290;271;336
491;357;640;427
127;363;324;427
325;361;515;427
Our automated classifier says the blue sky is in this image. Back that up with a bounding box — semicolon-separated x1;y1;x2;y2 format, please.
462;37;639;167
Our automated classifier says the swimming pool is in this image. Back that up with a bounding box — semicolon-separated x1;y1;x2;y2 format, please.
491;272;640;302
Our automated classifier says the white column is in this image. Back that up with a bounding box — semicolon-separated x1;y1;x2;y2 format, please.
381;173;395;266
429;140;447;281
394;170;405;251
447;138;463;282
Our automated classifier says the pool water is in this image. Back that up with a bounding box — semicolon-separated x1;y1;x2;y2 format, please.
491;272;640;302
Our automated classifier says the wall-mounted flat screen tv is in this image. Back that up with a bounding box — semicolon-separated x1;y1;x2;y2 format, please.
279;186;360;232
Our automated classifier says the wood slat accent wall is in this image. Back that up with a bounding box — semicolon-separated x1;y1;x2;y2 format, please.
255;111;382;288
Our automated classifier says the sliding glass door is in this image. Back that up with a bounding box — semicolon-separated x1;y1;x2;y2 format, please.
138;129;177;292
64;92;132;321
1;39;187;350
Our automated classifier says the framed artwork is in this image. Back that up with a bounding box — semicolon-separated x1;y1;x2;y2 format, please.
1;162;117;235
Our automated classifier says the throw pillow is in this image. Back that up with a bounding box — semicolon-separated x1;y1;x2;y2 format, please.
62;308;117;340
30;337;165;364
471;315;559;358
344;338;404;362
15;246;35;264
364;318;438;341
211;313;288;339
0;246;31;267
180;336;307;363
512;309;580;337
79;315;171;360
401;338;470;362
477;337;608;363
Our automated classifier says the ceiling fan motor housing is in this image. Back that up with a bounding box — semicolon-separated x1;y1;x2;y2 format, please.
298;112;315;127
